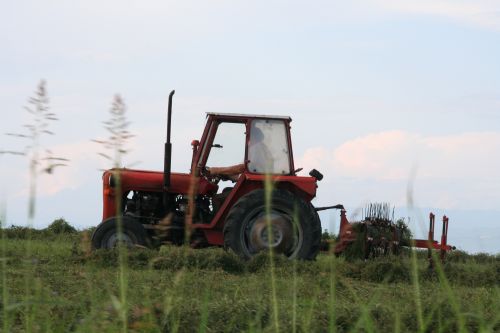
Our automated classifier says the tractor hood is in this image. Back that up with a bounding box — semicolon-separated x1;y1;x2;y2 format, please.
102;168;218;195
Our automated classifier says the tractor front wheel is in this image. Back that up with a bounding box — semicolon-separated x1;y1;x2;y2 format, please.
91;217;150;249
223;189;321;260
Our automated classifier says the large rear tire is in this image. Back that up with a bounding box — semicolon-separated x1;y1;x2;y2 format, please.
91;216;151;249
223;189;321;260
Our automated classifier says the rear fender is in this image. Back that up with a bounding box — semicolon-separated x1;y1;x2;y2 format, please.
197;173;317;245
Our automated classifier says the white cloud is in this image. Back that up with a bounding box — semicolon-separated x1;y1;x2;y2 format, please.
296;130;500;209
306;130;500;181
332;130;419;180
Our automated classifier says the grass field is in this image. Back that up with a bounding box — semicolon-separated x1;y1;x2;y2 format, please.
1;227;499;333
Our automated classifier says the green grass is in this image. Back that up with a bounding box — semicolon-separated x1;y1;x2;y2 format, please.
0;231;498;332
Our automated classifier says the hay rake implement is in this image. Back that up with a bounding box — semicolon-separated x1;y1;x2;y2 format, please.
325;203;455;261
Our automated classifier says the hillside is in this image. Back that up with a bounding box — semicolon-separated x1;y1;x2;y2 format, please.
1;229;499;332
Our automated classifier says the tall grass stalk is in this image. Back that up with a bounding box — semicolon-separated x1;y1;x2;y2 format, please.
162;270;184;333
198;289;210;333
263;173;279;332
427;242;467;332
84;269;98;333
107;95;131;333
292;204;299;333
407;167;466;332
292;258;297;333
328;252;337;333
24;151;37;333
29;81;59;332
1;80;68;331
410;244;424;332
302;289;318;331
490;288;500;331
393;310;401;333
95;94;134;332
24;82;44;333
407;167;424;332
115;174;128;333
1;206;9;332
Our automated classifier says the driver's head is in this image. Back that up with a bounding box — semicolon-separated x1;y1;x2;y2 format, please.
251;126;264;143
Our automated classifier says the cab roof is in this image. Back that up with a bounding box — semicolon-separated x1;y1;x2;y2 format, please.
206;112;291;121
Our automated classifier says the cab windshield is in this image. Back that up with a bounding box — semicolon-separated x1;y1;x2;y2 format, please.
247;119;291;175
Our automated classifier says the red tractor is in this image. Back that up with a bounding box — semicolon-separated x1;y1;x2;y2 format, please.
92;91;323;259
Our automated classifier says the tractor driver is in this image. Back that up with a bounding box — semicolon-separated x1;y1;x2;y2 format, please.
247;124;274;174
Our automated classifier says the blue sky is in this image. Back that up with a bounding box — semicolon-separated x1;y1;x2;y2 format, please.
1;0;499;253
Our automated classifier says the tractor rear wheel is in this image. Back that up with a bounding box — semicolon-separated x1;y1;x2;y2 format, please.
223;189;321;260
91;216;150;249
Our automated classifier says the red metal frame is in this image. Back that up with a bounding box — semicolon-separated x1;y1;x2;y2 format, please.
333;209;356;254
412;213;453;254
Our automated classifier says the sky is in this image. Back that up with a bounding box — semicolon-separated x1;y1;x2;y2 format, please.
1;0;499;253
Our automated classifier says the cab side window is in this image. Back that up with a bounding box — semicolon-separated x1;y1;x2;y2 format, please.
206;122;246;167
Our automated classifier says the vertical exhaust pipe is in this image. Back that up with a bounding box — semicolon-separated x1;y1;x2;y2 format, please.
163;90;175;210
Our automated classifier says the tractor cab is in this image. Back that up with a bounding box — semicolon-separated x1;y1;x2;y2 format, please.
188;114;300;227
193;113;295;181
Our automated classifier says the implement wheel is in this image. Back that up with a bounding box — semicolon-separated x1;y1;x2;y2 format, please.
223;189;321;260
91;216;150;249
